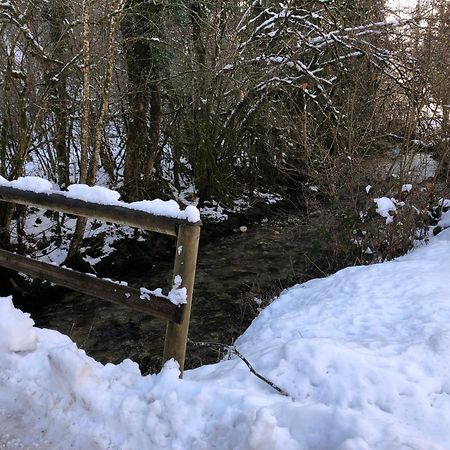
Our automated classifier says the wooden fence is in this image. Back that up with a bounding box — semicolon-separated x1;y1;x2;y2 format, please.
0;185;201;376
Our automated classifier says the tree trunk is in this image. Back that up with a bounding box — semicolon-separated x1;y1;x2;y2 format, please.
143;82;162;187
121;0;163;200
66;0;126;265
66;0;91;264
42;0;71;189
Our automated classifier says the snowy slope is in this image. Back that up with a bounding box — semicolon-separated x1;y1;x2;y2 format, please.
1;222;450;449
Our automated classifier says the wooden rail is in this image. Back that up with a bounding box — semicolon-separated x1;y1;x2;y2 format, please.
0;249;182;323
0;185;201;376
0;185;199;235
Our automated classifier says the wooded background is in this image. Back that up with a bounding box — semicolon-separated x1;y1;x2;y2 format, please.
0;0;448;259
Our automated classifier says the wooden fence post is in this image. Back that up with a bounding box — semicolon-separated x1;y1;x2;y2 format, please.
163;223;200;376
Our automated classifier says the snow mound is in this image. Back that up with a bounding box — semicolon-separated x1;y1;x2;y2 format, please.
1;228;450;448
437;204;450;229
0;296;37;352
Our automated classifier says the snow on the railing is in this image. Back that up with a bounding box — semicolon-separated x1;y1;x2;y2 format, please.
0;176;201;223
66;184;121;203
0;175;53;193
128;199;200;224
60;256;182;306
139;275;187;306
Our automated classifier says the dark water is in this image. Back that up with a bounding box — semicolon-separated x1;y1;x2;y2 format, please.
20;213;330;373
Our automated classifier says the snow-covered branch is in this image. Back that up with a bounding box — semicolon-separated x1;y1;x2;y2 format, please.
0;1;61;65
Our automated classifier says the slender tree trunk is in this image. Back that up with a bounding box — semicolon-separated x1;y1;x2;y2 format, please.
143;82;161;186
0;62;11;178
66;0;125;264
66;0;91;263
2;68;32;247
123;84;150;200
0;56;15;245
188;2;213;202
45;0;71;189
79;0;91;184
89;0;125;185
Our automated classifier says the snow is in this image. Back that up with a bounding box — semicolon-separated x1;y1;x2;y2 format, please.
66;184;121;203
438;208;450;228
18;211;138;268
139;286;161;300
128;200;200;223
167;275;188;306
402;183;413;192
0;176;200;223
385;16;399;25
2;214;450;448
194;191;282;223
139;276;187;306
388;149;438;182
253;190;282;204
0;297;36;352
374;197;397;224
200;200;229;223
0;175;53;193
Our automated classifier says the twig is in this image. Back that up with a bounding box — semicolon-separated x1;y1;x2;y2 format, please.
81;312;97;349
188;339;289;397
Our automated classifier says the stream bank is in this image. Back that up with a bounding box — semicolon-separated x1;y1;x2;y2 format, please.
12;206;337;374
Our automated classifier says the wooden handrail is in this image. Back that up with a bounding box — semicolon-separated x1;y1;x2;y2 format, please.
0;184;201;376
0;185;201;236
0;249;182;323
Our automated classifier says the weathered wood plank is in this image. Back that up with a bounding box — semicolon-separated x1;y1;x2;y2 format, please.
0;248;182;323
0;185;202;236
163;224;201;376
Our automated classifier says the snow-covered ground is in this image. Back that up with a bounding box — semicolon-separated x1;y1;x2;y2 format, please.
1;211;450;449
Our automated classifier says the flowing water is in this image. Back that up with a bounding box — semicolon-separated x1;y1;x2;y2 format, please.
16;212;331;373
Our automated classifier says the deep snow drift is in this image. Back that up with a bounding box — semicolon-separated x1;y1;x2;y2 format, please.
1;219;450;449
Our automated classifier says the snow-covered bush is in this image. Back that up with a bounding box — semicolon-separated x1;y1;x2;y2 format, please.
326;178;436;265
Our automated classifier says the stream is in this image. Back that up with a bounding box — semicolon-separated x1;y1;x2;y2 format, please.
15;211;331;374
5;146;438;373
